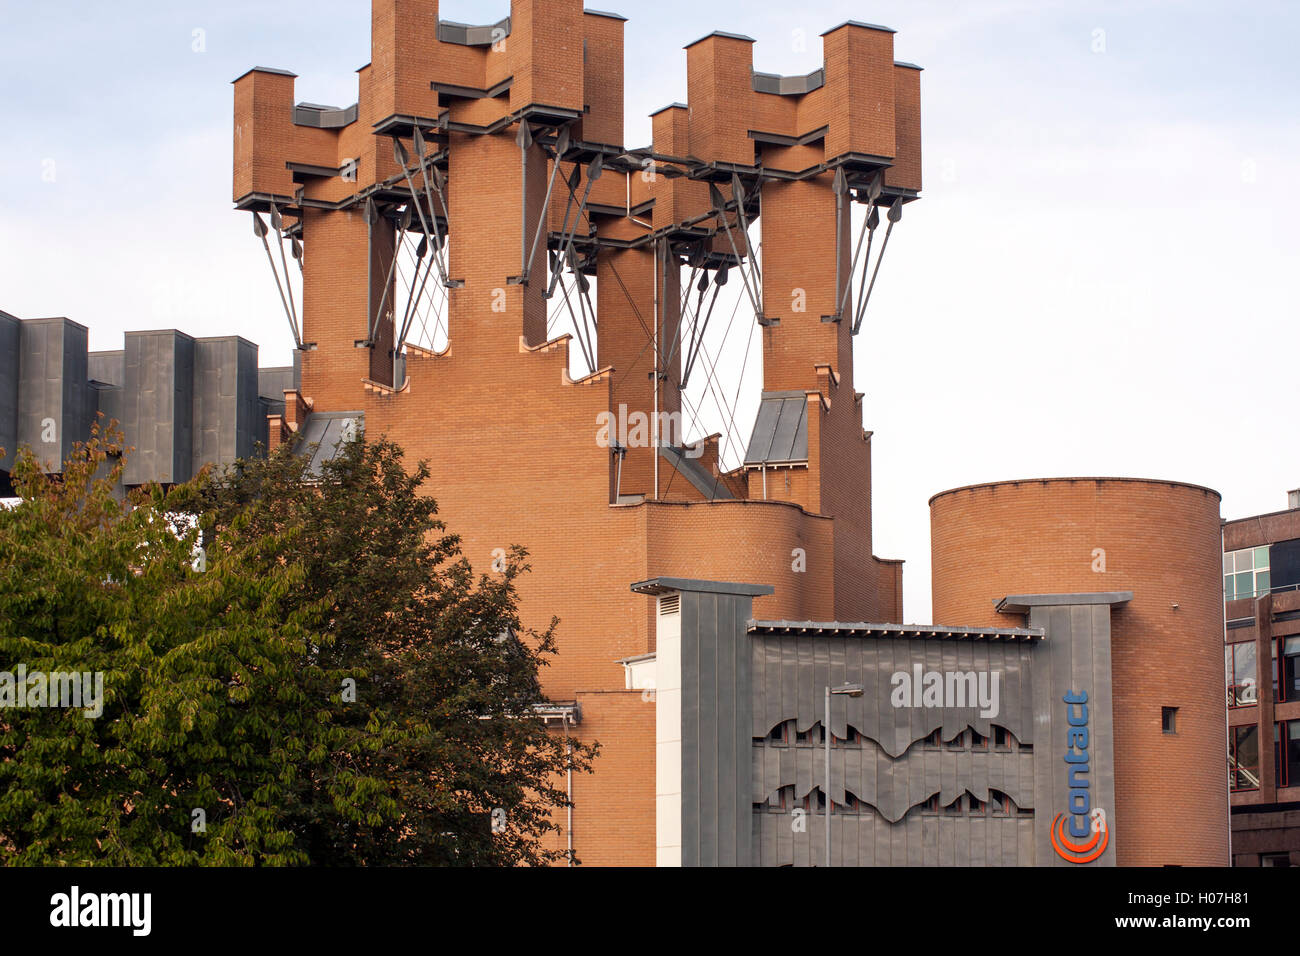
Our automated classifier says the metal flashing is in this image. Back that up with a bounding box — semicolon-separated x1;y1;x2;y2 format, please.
996;592;1135;614
631;577;775;597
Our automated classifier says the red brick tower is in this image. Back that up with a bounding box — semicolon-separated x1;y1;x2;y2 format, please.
233;0;921;863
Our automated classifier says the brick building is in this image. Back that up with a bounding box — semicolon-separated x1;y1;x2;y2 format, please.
1223;490;1300;866
0;0;1235;866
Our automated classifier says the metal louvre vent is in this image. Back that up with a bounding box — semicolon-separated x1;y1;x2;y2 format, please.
659;594;680;616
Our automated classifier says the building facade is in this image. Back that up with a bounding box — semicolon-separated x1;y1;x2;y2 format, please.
0;0;1237;866
1223;491;1300;866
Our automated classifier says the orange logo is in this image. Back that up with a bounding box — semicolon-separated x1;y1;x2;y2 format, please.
1050;812;1108;863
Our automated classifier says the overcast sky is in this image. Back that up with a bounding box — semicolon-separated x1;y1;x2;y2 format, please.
2;0;1297;622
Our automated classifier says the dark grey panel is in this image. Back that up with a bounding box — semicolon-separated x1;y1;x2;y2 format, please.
258;365;295;401
1026;599;1118;867
753;808;1032;867
677;588;756;867
122;330;194;486
752;67;825;96
744;627;1042;865
744;391;808;465
193;337;260;475
0;311;18;472
91;383;122;434
292;102;358;128
752;634;1037;754
88;350;124;386
438;16;510;46
658;445;732;500
17;317;90;470
295;411;364;479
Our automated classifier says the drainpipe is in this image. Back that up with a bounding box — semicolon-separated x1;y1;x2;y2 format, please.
652;239;659;499
564;713;574;866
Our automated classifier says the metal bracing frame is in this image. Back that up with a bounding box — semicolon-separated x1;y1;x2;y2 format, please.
512;124;572;286
706;182;765;326
547;152;604;300
251;204;304;349
393;129;452;290
828;171;904;334
385;129;458;380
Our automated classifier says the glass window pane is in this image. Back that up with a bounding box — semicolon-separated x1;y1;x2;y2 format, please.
1236;572;1254;598
1234;643;1257;705
1288;722;1300;789
1224;553;1235;574
1237;550;1254;572
1285;640;1300;701
1256;570;1271;595
1224;575;1235;601
1234;726;1259;790
1255;546;1270;570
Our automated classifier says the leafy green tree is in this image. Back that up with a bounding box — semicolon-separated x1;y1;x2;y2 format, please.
188;434;596;865
0;421;326;863
0;422;594;865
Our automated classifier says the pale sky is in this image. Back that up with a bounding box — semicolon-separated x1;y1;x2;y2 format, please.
2;0;1297;622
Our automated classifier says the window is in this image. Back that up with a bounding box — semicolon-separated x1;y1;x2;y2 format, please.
1280;637;1300;704
803;788;827;812
968;794;986;814
1229;725;1260;791
924;728;942;748
990;790;1012;815
795;722;826;746
837;791;863;814
993;726;1012;749
766;720;790;745
1225;642;1257;707
1224;546;1270;601
836;726;861;746
946;730;966;750
943;794;963;815
1277;720;1300;790
1162;706;1179;733
971;729;989;750
1261;853;1292;867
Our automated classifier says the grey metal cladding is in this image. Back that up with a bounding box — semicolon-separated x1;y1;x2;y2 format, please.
438;16;510;46
678;589;755;867
292;102;359;129
91;382;123;433
751;634;1036;752
753;804;1033;867
0;311;18;471
1026;599;1118;867
192;337;260;475
658;445;733;500
752;738;1035;820
258;365;295;401
17;317;90;470
747;629;1040;865
122;330;194;486
751;68;826;96
295;411;364;479
744;391;808;465
88;350;124;387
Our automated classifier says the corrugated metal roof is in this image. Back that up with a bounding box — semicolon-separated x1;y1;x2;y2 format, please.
295;411;364;479
743;391;808;466
747;620;1043;641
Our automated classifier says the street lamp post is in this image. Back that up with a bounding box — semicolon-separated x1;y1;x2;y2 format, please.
825;682;865;867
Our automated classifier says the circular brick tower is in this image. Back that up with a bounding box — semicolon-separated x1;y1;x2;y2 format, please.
929;477;1228;866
